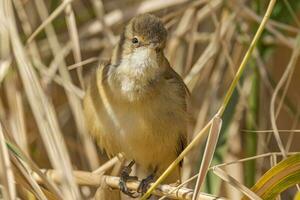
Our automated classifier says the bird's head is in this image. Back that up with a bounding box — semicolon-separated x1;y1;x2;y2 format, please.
112;14;167;67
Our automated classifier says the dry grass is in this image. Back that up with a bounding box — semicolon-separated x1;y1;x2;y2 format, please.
1;0;300;199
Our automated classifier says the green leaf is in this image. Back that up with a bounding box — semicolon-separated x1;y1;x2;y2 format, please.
242;154;300;200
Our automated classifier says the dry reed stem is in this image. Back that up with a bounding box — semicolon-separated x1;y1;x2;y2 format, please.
159;174;199;200
32;169;226;200
4;75;28;155
34;61;85;98
184;9;233;89
63;0;85;89
167;7;196;74
283;0;300;27
44;42;72;85
275;67;296;119
12;0;42;63
232;2;294;48
285;108;300;152
213;152;299;169
270;32;300;158
192;117;222;200
92;153;124;174
255;46;300;122
212;167;262;200
236;2;298;34
79;0;190;38
242;129;300;133
274;2;300;133
4;0;80;198
6;137;63;198
90;0;116;44
27;0;72;43
220;81;247;198
11;155;50;200
33;0;99;170
67;57;99;70
163;151;299;200
0;60;10;83
0;123;16;200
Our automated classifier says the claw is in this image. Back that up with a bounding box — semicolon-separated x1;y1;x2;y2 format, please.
137;174;155;195
119;161;138;198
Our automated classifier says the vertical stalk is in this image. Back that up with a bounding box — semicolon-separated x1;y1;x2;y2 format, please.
244;64;259;187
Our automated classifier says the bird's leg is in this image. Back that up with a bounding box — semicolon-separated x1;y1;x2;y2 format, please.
137;173;155;195
119;160;138;198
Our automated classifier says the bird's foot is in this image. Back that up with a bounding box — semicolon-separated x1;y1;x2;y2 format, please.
119;161;138;198
137;174;155;195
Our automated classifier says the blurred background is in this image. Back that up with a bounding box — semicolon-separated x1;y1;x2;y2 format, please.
1;0;300;199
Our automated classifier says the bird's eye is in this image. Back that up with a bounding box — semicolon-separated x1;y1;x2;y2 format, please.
132;37;139;44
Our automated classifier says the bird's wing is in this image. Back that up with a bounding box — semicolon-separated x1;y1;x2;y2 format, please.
163;57;190;110
83;62;114;156
163;58;190;164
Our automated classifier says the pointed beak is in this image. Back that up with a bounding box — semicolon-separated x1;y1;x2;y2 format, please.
148;42;163;53
149;42;159;49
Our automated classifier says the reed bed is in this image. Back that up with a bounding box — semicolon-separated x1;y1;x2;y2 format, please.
1;0;300;199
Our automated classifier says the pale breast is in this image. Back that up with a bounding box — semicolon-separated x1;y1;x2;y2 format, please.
106;99;185;174
84;63;187;174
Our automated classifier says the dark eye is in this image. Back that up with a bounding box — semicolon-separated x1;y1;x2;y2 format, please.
132;37;139;44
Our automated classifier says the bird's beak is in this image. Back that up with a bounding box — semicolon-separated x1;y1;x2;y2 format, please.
149;42;159;49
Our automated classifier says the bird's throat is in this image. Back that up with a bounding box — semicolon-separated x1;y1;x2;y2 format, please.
112;48;161;101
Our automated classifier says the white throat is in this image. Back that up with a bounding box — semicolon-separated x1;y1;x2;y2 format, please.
121;47;158;73
114;47;160;100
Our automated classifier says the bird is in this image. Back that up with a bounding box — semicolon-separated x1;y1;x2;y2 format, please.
83;13;189;197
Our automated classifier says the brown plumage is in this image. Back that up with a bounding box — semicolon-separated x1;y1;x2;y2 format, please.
83;14;189;186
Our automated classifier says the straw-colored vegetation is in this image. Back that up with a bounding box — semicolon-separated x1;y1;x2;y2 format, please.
0;0;300;199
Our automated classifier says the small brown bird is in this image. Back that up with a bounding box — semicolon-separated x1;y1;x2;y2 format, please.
84;13;189;197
